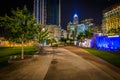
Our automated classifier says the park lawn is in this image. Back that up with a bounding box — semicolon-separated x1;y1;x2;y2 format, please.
83;48;120;68
0;46;36;68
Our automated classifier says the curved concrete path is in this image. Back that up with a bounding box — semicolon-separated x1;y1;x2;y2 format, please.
45;48;115;80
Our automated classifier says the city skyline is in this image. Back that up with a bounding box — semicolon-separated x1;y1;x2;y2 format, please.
0;0;119;29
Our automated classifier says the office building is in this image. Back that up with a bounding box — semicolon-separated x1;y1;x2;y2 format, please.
34;0;61;26
102;4;120;34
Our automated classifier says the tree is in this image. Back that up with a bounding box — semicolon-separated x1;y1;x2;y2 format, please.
77;30;93;41
0;6;36;59
35;24;49;53
77;32;84;41
108;28;120;35
116;28;120;35
84;30;93;39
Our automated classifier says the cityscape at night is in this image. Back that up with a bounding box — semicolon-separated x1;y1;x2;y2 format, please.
0;0;120;80
0;0;119;28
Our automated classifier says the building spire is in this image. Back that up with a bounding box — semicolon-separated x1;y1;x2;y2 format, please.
73;14;79;24
74;14;78;18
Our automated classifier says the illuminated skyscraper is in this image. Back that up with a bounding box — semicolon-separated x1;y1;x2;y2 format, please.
73;14;79;25
34;0;61;26
34;0;61;40
34;0;46;24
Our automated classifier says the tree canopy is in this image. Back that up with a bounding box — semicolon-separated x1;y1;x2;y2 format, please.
108;28;120;35
0;6;36;42
77;30;93;41
35;24;49;43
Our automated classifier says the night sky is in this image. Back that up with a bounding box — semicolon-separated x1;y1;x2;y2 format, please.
0;0;119;29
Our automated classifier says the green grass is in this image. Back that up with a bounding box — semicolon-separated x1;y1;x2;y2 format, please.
0;46;36;68
83;48;120;68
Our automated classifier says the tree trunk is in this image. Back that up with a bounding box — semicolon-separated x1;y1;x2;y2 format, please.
21;40;24;59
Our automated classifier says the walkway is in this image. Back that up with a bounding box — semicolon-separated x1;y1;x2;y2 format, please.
0;47;119;80
45;48;116;80
63;46;120;80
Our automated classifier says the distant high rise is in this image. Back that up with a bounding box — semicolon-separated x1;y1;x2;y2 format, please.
34;0;61;26
81;19;93;26
73;14;79;25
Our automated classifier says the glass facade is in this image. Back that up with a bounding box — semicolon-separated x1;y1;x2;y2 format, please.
34;0;59;25
46;0;59;25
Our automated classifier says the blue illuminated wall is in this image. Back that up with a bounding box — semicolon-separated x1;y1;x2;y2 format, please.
91;36;120;51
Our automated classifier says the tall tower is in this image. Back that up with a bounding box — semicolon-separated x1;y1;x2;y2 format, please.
73;14;79;25
34;0;60;26
34;0;46;24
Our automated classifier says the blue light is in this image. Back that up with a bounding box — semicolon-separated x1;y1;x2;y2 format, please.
74;14;78;18
44;39;46;46
91;35;120;51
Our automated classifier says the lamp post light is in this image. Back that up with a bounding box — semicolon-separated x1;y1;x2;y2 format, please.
42;28;45;32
